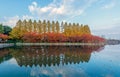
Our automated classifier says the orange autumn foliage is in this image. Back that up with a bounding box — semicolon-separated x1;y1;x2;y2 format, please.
80;34;106;43
22;32;106;43
44;32;67;43
22;32;42;43
0;33;9;40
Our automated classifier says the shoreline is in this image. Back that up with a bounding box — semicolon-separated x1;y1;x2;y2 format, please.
0;43;105;48
0;43;14;48
16;43;105;46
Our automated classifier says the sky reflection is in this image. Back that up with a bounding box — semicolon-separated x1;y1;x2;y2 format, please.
0;45;120;77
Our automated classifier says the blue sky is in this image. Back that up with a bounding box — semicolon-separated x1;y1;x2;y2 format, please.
0;0;120;38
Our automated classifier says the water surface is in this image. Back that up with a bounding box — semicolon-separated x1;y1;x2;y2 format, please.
0;45;120;77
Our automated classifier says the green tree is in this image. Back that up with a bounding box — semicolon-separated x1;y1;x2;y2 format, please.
3;26;12;35
0;24;4;33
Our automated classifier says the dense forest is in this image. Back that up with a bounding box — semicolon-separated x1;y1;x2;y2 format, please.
0;19;105;43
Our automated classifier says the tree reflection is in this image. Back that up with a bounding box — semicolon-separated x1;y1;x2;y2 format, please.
10;45;104;67
0;48;12;64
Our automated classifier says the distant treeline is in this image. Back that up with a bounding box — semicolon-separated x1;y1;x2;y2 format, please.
106;39;120;45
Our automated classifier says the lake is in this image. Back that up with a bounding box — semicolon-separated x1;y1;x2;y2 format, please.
0;45;120;77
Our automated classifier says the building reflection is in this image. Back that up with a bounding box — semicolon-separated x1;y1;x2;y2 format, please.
10;45;104;67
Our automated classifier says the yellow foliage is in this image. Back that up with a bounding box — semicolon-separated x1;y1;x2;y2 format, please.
10;19;91;39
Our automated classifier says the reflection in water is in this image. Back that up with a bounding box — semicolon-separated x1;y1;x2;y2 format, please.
0;45;104;67
0;48;12;64
1;45;120;77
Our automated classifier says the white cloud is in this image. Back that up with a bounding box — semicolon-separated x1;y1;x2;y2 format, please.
1;15;33;28
101;0;116;9
28;1;38;14
32;1;37;7
22;15;33;20
51;5;65;15
8;58;18;65
28;0;97;21
2;16;19;27
102;3;115;9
